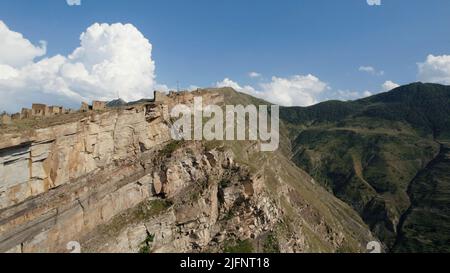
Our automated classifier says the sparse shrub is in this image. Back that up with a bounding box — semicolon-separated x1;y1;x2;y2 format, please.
220;179;231;188
204;140;223;152
159;141;182;157
263;233;280;253
132;199;173;222
223;239;254;253
139;233;155;254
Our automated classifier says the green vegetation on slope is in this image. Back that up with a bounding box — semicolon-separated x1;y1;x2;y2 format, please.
223;239;254;253
393;143;450;253
280;83;450;250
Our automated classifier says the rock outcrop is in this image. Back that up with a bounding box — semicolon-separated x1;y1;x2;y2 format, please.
0;103;171;252
80;142;281;253
0;89;376;253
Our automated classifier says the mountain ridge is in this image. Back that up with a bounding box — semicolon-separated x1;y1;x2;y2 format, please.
279;82;450;252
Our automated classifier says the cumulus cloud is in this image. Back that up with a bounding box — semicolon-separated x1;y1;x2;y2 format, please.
336;90;365;100
0;21;157;112
337;90;360;100
217;78;246;91
188;85;200;91
333;81;400;101
216;74;329;107
260;75;328;106
418;54;450;85
67;0;81;6
382;80;400;91
359;66;384;76
323;89;372;102
367;0;381;6
0;21;47;68
248;72;261;78
216;78;258;96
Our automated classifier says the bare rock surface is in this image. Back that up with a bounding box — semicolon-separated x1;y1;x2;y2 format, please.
0;90;375;253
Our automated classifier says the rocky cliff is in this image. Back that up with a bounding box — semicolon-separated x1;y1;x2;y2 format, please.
0;102;172;252
0;89;375;253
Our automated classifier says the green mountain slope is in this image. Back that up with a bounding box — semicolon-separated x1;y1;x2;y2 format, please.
280;83;450;250
392;142;450;253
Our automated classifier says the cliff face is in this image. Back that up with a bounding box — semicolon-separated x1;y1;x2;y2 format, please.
0;103;172;252
0;89;375;253
81;142;281;253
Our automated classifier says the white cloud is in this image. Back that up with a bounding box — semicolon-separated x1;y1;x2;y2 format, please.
367;0;381;6
216;78;245;91
325;89;372;101
359;66;384;76
335;90;362;100
216;78;258;96
382;80;400;91
67;0;81;6
0;21;157;112
188;85;200;91
418;54;450;85
216;74;328;107
332;81;400;102
248;71;261;78
0;21;47;68
0;64;19;80
260;75;328;106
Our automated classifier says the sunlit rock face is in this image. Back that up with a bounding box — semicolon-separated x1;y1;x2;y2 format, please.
0;102;172;253
0;89;375;253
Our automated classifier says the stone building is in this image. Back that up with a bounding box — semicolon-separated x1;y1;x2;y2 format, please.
32;104;49;117
21;108;32;119
11;113;21;120
80;102;91;112
92;101;106;111
48;106;64;116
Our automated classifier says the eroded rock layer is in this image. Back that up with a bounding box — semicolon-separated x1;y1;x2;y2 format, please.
1;90;375;253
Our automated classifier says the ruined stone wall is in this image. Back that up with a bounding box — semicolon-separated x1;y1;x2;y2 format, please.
92;101;106;111
21;108;32;119
47;106;63;115
32;104;48;117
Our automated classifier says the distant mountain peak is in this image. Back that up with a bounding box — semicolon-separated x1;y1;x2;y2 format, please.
106;98;127;108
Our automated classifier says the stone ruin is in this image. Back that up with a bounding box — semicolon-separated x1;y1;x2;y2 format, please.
80;101;107;112
93;101;107;111
1;103;73;125
30;104;67;117
1;90;224;126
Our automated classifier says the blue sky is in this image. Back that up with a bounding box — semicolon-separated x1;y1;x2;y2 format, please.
1;0;450;111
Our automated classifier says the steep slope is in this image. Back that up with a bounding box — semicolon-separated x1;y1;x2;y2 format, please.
218;88;376;252
393;142;450;253
0;89;375;253
280;83;450;250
